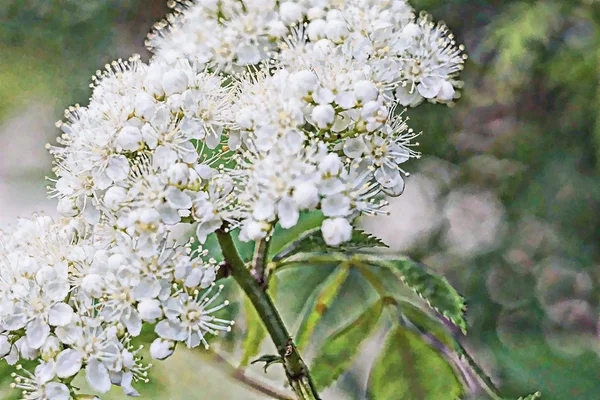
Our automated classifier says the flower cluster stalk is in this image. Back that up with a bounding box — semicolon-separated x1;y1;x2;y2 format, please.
216;229;320;400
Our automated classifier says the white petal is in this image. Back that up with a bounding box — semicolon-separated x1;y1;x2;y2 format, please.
437;81;455;101
45;382;70;400
335;91;357;109
121;371;140;397
26;319;50;349
166;187;192;209
150;338;175;360
236;44;262;65
117;126;143;152
277;197;299;229
5;345;19;365
123;310;142;337
56;349;83;378
55;323;83;346
106;156;129;181
322;194;351;217
417;77;443;99
184;269;203;288
205;128;222;149
155;320;186;341
0;335;10;358
49;303;74;327
162;69;189;96
138;299;163;322
343;137;366;159
35;360;56;383
195;218;222;243
253;197;276;221
86;358;112;393
395;84;423;107
16;337;38;360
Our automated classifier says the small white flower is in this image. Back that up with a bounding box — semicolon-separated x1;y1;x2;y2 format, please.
155;285;232;349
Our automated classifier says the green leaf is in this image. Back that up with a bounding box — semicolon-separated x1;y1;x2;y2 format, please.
311;300;383;390
374;257;467;334
295;264;350;352
251;354;283;373
367;327;463;400
272;228;387;262
397;302;457;349
278;252;467;334
349;229;388;248
240;274;277;366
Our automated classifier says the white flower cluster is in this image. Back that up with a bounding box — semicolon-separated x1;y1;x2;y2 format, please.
148;0;466;106
1;0;465;398
48;55;236;249
229;65;419;245
0;215;232;399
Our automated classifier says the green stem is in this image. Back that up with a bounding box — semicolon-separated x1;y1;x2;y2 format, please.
216;228;320;400
252;238;270;289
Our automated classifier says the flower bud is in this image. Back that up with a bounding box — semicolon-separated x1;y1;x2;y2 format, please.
168;163;190;186
307;19;327;41
325;20;349;43
279;2;304;23
321;218;352;246
293;183;320;210
311;104;335;129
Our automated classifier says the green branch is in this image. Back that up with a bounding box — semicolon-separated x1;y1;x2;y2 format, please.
216;228;321;400
252;237;270;289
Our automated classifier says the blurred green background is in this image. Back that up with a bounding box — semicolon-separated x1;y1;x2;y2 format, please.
0;0;599;399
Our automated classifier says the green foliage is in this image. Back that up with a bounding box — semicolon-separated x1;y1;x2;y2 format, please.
294;265;350;352
311;300;383;389
484;1;562;100
376;257;468;334
278;252;467;334
367;327;463;400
